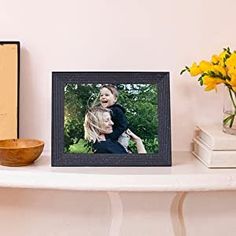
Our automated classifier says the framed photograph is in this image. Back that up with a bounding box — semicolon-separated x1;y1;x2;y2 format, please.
52;72;171;166
0;42;20;140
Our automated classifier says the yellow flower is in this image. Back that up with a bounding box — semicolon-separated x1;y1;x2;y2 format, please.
211;55;220;64
225;53;236;68
212;65;227;77
189;62;201;76
228;74;236;88
228;67;236;78
219;50;228;59
218;49;230;66
180;47;236;92
199;60;212;72
202;76;224;91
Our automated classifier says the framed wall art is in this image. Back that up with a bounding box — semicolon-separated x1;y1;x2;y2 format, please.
0;41;20;140
52;72;171;166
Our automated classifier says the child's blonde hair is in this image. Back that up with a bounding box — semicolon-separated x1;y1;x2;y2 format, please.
100;84;119;98
84;106;111;143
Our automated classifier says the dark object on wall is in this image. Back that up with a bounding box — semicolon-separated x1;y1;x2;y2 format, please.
0;41;20;139
52;72;171;166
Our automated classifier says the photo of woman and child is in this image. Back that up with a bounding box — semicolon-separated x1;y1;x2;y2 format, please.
64;83;158;154
84;85;146;154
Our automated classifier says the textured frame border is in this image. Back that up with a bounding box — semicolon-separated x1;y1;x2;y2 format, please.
52;72;171;166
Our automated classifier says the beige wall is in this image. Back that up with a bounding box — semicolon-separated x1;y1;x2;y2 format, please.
0;0;235;151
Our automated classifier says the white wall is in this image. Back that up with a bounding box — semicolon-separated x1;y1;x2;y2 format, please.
1;0;236;151
1;188;236;236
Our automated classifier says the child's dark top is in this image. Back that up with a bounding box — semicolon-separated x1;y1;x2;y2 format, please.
93;139;128;154
105;103;128;141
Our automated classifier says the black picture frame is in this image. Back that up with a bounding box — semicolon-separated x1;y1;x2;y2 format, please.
52;72;171;166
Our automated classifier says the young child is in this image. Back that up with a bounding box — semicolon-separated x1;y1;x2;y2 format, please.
99;84;130;150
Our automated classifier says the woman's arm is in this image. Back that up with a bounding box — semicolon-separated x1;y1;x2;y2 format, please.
126;129;147;154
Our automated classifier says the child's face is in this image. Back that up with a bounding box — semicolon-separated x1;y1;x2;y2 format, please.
100;87;117;108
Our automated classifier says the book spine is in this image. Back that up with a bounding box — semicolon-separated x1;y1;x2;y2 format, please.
193;138;236;167
198;131;214;149
197;128;236;150
192;139;211;164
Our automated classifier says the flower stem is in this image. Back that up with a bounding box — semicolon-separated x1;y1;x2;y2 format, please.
224;87;236;128
228;87;236;110
230;114;235;127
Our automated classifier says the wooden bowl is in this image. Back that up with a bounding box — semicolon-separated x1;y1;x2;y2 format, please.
0;139;44;167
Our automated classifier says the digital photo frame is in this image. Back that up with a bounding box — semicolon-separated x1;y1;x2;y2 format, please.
52;72;171;166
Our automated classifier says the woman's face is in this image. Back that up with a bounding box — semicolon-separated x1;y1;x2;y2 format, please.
100;112;114;134
100;87;117;108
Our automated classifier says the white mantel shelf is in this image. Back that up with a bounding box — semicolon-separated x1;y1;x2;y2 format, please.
0;152;236;192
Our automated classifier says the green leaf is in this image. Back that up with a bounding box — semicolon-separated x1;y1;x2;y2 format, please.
223;114;234;125
180;66;189;75
180;68;187;75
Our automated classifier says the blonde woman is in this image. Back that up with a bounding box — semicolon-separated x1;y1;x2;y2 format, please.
84;106;146;154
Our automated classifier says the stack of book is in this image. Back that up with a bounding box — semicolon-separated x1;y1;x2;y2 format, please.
192;125;236;168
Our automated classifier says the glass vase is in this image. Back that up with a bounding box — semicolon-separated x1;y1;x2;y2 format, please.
223;86;236;135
